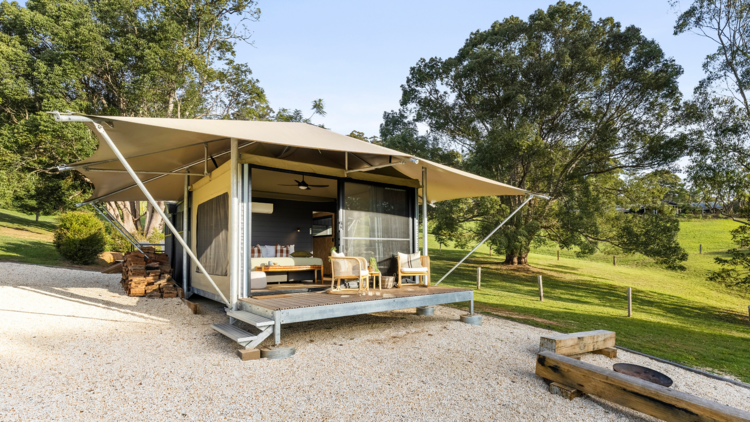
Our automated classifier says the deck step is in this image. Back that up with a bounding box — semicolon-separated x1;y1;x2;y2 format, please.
227;310;274;327
211;323;257;343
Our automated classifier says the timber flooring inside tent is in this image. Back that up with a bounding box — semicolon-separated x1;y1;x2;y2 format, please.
240;286;469;311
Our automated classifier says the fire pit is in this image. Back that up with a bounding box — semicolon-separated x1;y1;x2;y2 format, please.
613;363;673;387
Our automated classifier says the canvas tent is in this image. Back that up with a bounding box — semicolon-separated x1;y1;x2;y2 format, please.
53;111;536;352
59;115;526;204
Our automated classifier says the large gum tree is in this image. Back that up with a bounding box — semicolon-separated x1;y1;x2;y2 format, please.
398;1;688;267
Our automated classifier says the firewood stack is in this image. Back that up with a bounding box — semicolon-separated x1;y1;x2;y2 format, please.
120;247;179;298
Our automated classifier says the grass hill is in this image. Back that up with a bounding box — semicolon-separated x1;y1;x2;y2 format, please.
430;217;750;382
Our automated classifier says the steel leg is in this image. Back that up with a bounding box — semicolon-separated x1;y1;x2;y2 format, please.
274;311;281;345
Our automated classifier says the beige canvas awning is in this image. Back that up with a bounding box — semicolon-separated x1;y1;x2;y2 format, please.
66;115;527;202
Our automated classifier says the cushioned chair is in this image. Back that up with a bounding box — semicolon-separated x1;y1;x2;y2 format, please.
329;252;368;293
397;253;430;288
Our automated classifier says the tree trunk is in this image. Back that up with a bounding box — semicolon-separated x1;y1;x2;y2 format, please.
143;201;164;239
128;201;141;232
504;252;528;265
105;201;138;234
35;211;39;222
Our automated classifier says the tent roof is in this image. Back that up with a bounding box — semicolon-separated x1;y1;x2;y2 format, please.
67;115;528;202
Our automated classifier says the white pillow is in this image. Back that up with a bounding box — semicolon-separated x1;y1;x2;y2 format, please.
261;245;275;258
331;250;344;257
399;252;422;268
287;244;295;254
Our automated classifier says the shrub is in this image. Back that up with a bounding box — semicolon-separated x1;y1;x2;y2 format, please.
53;211;107;264
105;226;131;254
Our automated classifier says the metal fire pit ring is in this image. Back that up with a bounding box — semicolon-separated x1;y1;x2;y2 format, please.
613;363;673;387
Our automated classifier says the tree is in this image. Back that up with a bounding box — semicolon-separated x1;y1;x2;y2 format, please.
673;0;750;117
1;0;326;239
398;2;688;267
709;224;750;288
675;1;750;221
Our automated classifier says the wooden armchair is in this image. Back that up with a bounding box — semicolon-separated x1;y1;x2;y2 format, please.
396;254;430;288
329;255;369;294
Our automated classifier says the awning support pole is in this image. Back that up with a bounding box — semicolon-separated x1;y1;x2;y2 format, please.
229;138;239;310
90;121;229;305
345;160;405;174
434;195;537;286
242;164;251;299
96;203;142;247
183;173;189;298
204;143;209;176
90;202;147;257
422;167;428;257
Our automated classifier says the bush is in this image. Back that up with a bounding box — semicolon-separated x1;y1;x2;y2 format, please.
53;211;107;264
105;226;131;254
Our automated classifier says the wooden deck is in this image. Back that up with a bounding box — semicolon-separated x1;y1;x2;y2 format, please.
237;286;474;344
240;286;470;311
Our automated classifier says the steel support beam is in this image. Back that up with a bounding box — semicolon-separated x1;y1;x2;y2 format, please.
183;174;189;298
83;168;205;176
345;160;405;174
90;203;147;256
229;138;239;310
242;164;252;299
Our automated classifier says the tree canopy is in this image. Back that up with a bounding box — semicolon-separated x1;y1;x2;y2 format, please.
395;1;688;267
0;0;324;227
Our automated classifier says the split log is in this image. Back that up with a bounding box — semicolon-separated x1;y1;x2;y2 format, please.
539;330;615;356
592;347;618;358
549;382;583;400
536;351;750;422
101;262;123;274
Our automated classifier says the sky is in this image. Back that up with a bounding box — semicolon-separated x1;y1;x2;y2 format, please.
236;0;716;137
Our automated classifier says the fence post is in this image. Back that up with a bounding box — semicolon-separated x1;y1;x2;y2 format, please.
557;250;560;261
700;244;702;254
476;267;481;290
628;287;632;317
538;275;544;302
613;256;617;266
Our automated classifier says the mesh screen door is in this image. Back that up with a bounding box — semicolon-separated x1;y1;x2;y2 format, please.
342;183;411;274
196;193;229;276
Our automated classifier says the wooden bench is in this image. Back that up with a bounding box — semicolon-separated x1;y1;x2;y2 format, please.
536;351;750;421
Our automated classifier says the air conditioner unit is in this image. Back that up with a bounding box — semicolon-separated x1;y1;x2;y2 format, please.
251;202;273;214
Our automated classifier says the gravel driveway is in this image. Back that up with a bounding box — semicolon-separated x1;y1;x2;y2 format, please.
0;262;748;421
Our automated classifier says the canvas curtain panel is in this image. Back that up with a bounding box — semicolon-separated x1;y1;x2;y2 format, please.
196;193;229;276
342;183;411;273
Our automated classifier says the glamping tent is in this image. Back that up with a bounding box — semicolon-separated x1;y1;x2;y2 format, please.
52;112;535;355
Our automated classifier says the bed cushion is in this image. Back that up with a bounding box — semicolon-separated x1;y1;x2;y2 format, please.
275;244;290;257
250;257;323;268
260;245;275;258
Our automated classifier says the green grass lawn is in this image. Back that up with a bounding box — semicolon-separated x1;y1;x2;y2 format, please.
3;206;749;381
429;217;750;382
0;209;67;266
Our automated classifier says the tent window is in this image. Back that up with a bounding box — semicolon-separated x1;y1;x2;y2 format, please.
196;193;228;276
342;183;410;274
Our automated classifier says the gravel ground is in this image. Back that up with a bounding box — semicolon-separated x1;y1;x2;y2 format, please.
0;262;748;421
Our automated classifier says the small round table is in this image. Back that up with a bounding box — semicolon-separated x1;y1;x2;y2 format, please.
369;270;381;290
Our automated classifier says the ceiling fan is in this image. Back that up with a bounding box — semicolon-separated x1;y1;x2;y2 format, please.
278;175;329;190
